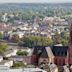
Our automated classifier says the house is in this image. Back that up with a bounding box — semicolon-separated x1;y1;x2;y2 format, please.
10;31;24;39
3;46;18;57
0;65;9;72
8;48;33;65
9;56;32;65
0;60;13;67
21;68;47;72
0;56;3;62
4;49;16;57
0;66;47;72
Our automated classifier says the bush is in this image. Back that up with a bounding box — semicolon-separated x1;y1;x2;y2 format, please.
0;43;7;54
17;51;28;56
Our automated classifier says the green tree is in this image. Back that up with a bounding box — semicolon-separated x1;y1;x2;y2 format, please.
61;31;68;46
0;32;3;39
12;61;26;68
53;32;62;45
17;51;28;56
0;43;7;54
19;36;53;47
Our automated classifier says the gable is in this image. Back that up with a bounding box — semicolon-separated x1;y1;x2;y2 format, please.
32;46;46;56
40;49;48;58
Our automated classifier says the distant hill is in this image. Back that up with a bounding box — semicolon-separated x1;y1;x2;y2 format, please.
0;3;72;12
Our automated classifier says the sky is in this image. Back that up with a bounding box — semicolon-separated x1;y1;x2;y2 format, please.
0;0;72;3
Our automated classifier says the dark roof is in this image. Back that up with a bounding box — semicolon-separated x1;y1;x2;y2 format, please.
40;48;48;58
33;46;48;58
52;46;68;57
33;46;54;58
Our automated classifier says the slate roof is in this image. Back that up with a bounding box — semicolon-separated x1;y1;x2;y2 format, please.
40;48;48;58
52;46;68;57
33;46;68;58
33;46;54;58
40;47;54;58
33;46;46;56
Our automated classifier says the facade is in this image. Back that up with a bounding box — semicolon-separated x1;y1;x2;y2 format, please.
9;56;32;64
32;46;69;66
32;46;54;65
69;19;72;65
52;46;68;66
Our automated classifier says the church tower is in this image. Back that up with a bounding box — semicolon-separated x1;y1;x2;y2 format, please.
69;19;72;65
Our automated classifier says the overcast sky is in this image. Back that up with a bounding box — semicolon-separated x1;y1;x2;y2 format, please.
0;0;72;3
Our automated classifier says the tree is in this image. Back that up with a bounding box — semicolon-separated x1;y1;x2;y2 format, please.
17;51;28;56
61;31;68;46
12;61;26;68
0;43;7;54
53;32;62;45
0;32;3;39
19;36;53;47
53;31;68;46
41;37;53;46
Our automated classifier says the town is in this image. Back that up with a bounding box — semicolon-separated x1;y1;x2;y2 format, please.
0;3;71;72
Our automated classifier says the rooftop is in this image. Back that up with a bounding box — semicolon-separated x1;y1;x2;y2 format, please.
0;66;47;72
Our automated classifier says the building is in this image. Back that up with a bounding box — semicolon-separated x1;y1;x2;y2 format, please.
8;47;33;65
3;46;18;57
32;46;54;65
0;66;47;72
9;56;32;65
67;18;72;65
52;46;68;66
68;18;72;65
0;60;13;67
32;46;68;66
0;56;3;62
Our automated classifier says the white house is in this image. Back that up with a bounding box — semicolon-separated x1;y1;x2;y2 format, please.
0;66;47;72
0;60;13;67
0;56;3;62
10;31;24;38
4;46;18;57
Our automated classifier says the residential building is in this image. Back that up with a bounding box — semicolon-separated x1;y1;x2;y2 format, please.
0;56;3;62
0;60;13;67
0;65;47;72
